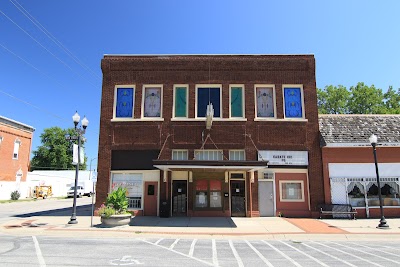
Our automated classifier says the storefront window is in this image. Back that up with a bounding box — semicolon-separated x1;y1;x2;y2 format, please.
111;173;143;209
280;181;304;201
194;179;222;209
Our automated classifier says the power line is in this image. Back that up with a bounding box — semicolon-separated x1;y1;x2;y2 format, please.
9;0;101;81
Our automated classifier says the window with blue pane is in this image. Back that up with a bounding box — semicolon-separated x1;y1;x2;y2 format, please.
284;87;303;118
197;88;221;117
116;88;134;118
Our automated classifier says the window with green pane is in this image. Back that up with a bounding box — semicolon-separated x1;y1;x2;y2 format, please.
230;86;243;117
174;86;187;117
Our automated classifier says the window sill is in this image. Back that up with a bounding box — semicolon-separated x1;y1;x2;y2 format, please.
171;118;248;122
111;118;164;122
254;118;308;122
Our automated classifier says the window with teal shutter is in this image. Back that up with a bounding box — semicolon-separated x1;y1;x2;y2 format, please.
230;87;243;117
284;87;303;118
174;87;187;117
116;88;134;118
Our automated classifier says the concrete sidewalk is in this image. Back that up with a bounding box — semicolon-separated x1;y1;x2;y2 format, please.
2;215;400;240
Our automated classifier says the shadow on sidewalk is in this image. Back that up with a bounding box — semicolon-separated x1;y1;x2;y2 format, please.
130;216;237;228
14;204;93;217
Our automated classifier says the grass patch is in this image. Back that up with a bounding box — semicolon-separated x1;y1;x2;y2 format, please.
0;198;37;204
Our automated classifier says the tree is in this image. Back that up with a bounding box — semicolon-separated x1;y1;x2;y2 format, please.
383;86;400;114
30;127;87;171
348;82;386;114
317;85;350;114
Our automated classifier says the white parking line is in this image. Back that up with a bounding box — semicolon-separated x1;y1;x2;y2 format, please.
32;236;46;267
169;239;180;250
229;240;244;267
347;242;400;258
300;243;357;267
312;241;384;267
154;238;164;245
279;241;329;267
330;241;400;264
262;240;302;267
211;239;219;267
189;239;197;257
245;240;274;267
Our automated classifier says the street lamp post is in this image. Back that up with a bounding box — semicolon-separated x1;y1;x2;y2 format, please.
68;111;89;225
369;134;389;229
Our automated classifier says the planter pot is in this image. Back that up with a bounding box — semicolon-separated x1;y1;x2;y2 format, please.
101;214;132;227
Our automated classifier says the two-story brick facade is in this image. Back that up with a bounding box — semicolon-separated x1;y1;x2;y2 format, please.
97;55;323;217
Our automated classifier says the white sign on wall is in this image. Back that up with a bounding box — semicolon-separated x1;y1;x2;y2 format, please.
258;150;308;166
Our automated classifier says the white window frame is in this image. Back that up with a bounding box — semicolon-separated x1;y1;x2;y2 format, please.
282;84;305;120
229;150;246;161
254;84;277;120
229;84;245;119
13;140;21;160
194;149;224;161
172;84;189;119
113;85;135;120
195;84;222;119
172;150;189;160
110;172;144;210
279;180;305;202
141;84;164;120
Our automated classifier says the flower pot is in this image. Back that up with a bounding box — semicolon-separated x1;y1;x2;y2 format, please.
101;214;132;227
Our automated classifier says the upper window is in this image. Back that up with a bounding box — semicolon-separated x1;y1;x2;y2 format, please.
13;140;21;159
173;85;188;118
114;86;134;119
229;85;244;118
172;150;188;160
142;85;163;118
283;85;305;119
229;150;245;161
196;85;222;118
194;150;223;161
279;180;304;202
255;85;276;119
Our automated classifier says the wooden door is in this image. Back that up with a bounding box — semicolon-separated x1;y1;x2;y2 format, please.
144;182;158;216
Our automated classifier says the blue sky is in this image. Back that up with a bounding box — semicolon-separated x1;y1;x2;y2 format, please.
1;0;399;170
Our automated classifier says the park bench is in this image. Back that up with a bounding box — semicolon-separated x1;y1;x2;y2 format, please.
318;204;357;219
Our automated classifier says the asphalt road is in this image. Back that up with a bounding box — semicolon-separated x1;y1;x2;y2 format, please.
1;235;400;267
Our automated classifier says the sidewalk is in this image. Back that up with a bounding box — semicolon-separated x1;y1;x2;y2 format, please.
2;215;400;240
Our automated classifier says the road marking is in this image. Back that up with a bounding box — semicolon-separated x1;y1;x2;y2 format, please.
154;238;164;245
245;240;274;267
330;241;400;264
347;242;400;258
110;255;143;265
229;240;244;267
169;239;180;250
312;241;384;267
301;242;357;267
140;239;215;267
32;236;46;267
279;241;329;267
211;239;219;267
262;240;302;267
189;239;197;257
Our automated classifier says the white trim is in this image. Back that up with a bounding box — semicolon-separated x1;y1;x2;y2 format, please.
282;84;305;120
260;168;308;174
229;150;246;161
279;180;305;202
195;84;222;118
254;118;307;122
325;142;400;147
194;149;224;161
170;118;247;122
254;84;277;120
113;85;135;119
172;149;189;160
172;84;189;119
229;84;245;119
111;118;164;122
141;84;163;119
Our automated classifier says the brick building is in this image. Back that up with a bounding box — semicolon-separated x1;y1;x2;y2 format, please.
320;114;400;218
97;55;323;217
0;116;35;199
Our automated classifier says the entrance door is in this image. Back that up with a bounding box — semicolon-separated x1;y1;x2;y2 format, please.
172;180;187;216
144;182;158;216
231;180;246;217
258;181;274;216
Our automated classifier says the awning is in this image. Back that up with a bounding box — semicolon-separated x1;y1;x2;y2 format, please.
153;160;268;172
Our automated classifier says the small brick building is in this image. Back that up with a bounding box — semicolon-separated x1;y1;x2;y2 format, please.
97;55;323;217
0;116;35;199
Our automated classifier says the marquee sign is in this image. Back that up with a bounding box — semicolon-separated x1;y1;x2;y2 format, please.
258;150;308;166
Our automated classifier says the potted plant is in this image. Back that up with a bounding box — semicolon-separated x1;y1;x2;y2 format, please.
98;187;132;227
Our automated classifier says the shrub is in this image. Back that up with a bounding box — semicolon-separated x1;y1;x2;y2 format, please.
97;203;116;218
105;187;129;214
10;190;21;200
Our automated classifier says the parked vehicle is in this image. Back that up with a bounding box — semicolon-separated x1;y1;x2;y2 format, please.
33;185;53;199
67;180;93;198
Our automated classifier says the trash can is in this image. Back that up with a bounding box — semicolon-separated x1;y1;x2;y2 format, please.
159;200;170;218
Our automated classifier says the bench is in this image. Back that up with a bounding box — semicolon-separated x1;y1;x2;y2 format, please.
318;204;357;219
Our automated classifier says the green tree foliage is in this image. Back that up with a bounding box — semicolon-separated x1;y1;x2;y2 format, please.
317;82;400;114
30;127;87;171
317;85;350;114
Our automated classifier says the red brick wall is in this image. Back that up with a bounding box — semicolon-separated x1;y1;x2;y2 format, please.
0;124;33;182
98;55;323;212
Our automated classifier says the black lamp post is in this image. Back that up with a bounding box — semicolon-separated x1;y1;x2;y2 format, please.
68;111;89;224
369;134;389;229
